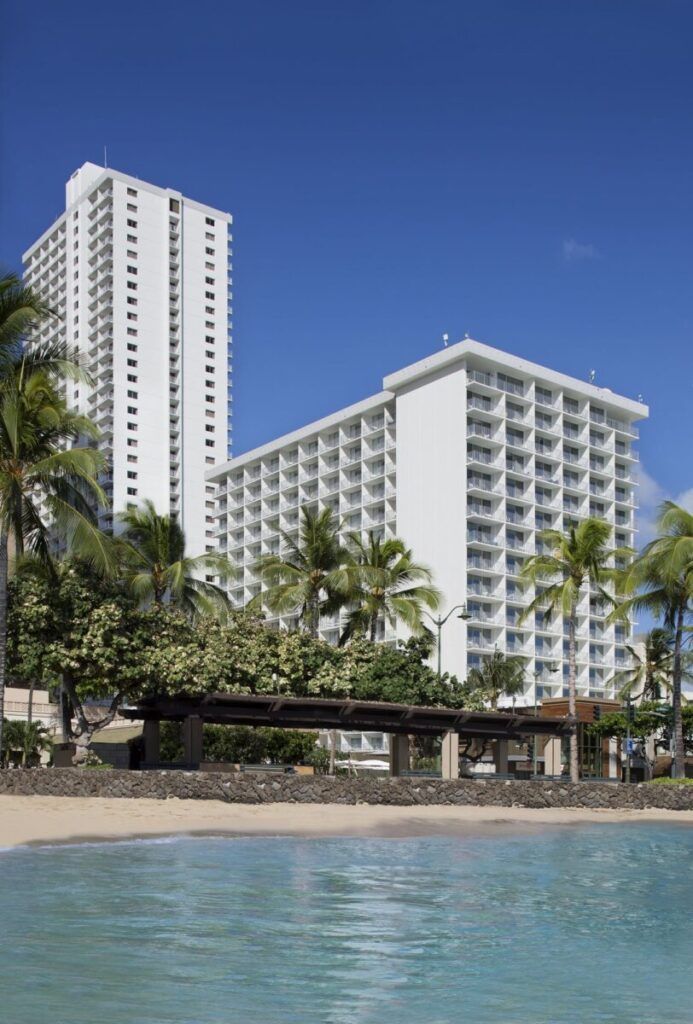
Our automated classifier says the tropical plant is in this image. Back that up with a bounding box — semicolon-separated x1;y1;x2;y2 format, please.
117;499;231;618
464;649;527;709
0;325;108;761
614;502;693;778
610;628;675;702
338;532;440;642
252;505;351;637
1;718;52;767
520;519;628;782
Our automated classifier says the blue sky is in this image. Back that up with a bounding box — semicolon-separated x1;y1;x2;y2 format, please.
1;0;691;539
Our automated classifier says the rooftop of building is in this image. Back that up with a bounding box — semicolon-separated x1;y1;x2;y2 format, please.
207;337;648;480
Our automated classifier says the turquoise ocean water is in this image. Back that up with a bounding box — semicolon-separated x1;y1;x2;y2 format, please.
1;824;691;1024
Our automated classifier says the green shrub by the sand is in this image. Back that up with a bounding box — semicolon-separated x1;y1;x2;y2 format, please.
160;722;320;766
648;777;693;786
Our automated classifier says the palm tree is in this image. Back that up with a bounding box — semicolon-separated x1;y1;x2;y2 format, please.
117;499;231;617
610;628;674;702
465;649;527;709
339;532;440;642
253;505;351;637
0;364;107;761
615;502;693;778
520;519;628;783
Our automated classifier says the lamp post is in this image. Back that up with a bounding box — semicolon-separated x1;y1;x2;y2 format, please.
424;604;471;682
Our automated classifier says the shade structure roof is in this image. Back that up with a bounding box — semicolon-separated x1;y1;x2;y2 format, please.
122;693;572;739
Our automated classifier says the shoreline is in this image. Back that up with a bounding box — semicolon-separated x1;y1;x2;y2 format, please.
1;796;692;850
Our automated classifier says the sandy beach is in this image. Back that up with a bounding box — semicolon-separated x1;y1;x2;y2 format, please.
1;795;692;848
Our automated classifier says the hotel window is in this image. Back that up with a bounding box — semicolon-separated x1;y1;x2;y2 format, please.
170;199;180;213
127;471;137;480
127;422;137;431
205;321;214;329
205;350;215;359
205;247;215;256
205;276;214;285
127;281;137;290
127;343;137;352
205;425;215;433
205;395;215;403
127;487;137;496
127;219;137;228
127;406;137;415
127;358;137;367
127;265;137;274
127;374;137;383
205;217;214;226
205;262;214;270
127;234;137;244
205;232;214;241
127;297;137;306
205;291;215;300
127;187;137;196
205;439;215;448
205;365;215;374
127;203;137;213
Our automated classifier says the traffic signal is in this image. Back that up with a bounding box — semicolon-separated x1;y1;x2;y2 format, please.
593;705;602;722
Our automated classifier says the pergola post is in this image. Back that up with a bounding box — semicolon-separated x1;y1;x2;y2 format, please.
494;738;509;775
441;731;459;779
142;719;160;764
389;734;410;777
608;738;620;779
544;737;562;777
182;715;203;767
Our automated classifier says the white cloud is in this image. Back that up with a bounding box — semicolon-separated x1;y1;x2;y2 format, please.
562;238;602;262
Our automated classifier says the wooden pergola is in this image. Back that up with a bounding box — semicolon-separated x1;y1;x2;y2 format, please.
122;693;572;778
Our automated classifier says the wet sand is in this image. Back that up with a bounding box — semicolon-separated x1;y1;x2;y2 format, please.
1;795;692;848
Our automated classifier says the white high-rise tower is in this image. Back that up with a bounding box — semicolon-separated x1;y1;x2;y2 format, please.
23;162;232;555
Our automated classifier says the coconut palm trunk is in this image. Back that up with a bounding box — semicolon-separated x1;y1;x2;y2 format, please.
567;600;579;783
672;604;686;779
0;533;8;763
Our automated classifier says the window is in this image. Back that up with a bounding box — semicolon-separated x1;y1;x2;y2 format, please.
127;281;137;290
205;306;215;315
127;265;137;274
127;422;137;431
127;203;137;212
205;261;214;270
127;438;137;448
127;343;137;352
127;297;137;306
127;219;137;228
205;321;214;329
205;291;215;300
205;425;215;433
169;198;180;213
127;471;137;480
127;406;137;415
205;365;215;374
205;440;215;448
127;234;137;244
127;358;137;367
127;187;137;197
205;232;215;241
127;454;137;464
205;350;215;359
205;276;215;285
127;312;138;321
127;487;137;496
205;395;215;403
205;216;214;226
205;247;215;256
127;374;137;383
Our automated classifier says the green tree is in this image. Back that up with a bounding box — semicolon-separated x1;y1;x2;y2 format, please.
464;649;527;709
118;499;231;617
520;519;627;783
615;502;693;778
610;628;675;702
1;719;52;767
339;532;440;642
0;350;107;760
253;505;351;637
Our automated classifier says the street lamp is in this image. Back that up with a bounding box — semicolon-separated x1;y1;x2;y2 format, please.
424;603;471;682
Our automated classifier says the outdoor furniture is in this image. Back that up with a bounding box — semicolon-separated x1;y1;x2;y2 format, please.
399;769;442;778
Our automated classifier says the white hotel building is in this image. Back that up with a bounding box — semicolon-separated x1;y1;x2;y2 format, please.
23;162;232;555
209;339;648;709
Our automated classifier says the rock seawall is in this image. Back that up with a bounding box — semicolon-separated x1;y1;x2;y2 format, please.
1;769;692;810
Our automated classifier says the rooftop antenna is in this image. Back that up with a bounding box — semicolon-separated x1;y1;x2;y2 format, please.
442;333;449;347
637;393;644;403
464;331;470;339
589;369;596;383
104;145;108;168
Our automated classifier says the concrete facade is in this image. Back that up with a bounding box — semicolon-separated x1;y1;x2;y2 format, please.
23;162;232;556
